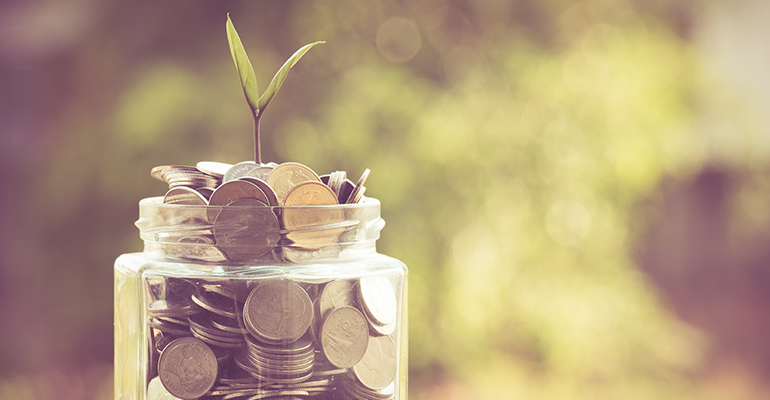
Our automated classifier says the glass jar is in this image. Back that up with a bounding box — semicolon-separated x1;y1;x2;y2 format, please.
114;196;407;400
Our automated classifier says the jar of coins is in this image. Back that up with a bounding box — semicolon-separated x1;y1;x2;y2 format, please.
114;163;407;400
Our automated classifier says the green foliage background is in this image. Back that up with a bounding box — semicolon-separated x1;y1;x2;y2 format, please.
3;0;761;399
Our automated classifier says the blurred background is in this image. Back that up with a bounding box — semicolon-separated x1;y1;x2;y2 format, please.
2;0;770;399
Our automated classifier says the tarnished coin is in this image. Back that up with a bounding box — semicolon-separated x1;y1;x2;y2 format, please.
223;161;259;182
158;337;218;400
320;306;369;369
243;280;313;343
213;198;280;262
196;161;233;179
346;168;370;204
266;162;322;205
358;276;397;327
282;181;345;250
352;335;397;391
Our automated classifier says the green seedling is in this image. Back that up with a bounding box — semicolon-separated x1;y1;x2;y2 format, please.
226;14;324;163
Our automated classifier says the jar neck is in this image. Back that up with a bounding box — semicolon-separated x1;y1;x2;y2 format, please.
136;197;384;265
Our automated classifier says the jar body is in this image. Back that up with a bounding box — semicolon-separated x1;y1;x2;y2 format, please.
115;198;407;400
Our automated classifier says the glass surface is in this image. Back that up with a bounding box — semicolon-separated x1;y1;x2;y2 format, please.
114;197;407;400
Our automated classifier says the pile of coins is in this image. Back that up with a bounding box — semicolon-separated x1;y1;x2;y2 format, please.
146;275;399;400
149;161;370;263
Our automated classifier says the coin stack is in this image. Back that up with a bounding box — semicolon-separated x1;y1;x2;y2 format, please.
146;276;399;400
150;161;370;263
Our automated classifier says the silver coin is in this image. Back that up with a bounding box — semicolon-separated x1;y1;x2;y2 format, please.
243;280;313;344
317;280;357;321
208;180;270;223
158;337;218;400
148;376;183;400
320;306;369;369
197;161;233;178
195;187;215;200
147;299;200;318
163;186;208;205
223;161;259;182
190;291;240;319
346;169;370;204
246;165;275;181
240;176;279;207
352;335;397;391
213;198;280;262
358;276;397;327
337;178;355;204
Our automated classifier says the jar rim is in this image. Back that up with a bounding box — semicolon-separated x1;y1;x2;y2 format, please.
136;196;384;264
139;196;381;210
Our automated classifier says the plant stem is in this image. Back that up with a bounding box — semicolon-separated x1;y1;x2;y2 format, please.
253;110;262;164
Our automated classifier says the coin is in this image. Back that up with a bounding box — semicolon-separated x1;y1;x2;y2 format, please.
243;280;313;344
320;306;369;369
195;187;215;200
148;376;183;400
223;161;260;182
358;276;397;327
158;337;218;400
317;280;358;321
213;198;280;261
266;162;322;205
337;178;355;205
346;168;370;204
163;186;209;205
282;182;345;250
197;161;233;178
147;299;200;318
246;164;275;181
239;176;279;207
352;335;396;391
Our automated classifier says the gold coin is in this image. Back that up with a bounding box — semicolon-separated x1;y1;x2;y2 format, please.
282;181;344;250
266;162;321;205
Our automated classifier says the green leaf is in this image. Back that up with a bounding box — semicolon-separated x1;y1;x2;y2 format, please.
257;41;325;114
226;14;259;113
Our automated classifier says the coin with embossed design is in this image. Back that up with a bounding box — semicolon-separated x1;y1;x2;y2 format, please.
358;276;397;327
352;335;397;391
158;337;218;400
266;162;322;205
320;306;368;369
243;280;313;343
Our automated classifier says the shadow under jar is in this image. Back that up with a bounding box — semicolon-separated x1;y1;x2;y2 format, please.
114;197;407;400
